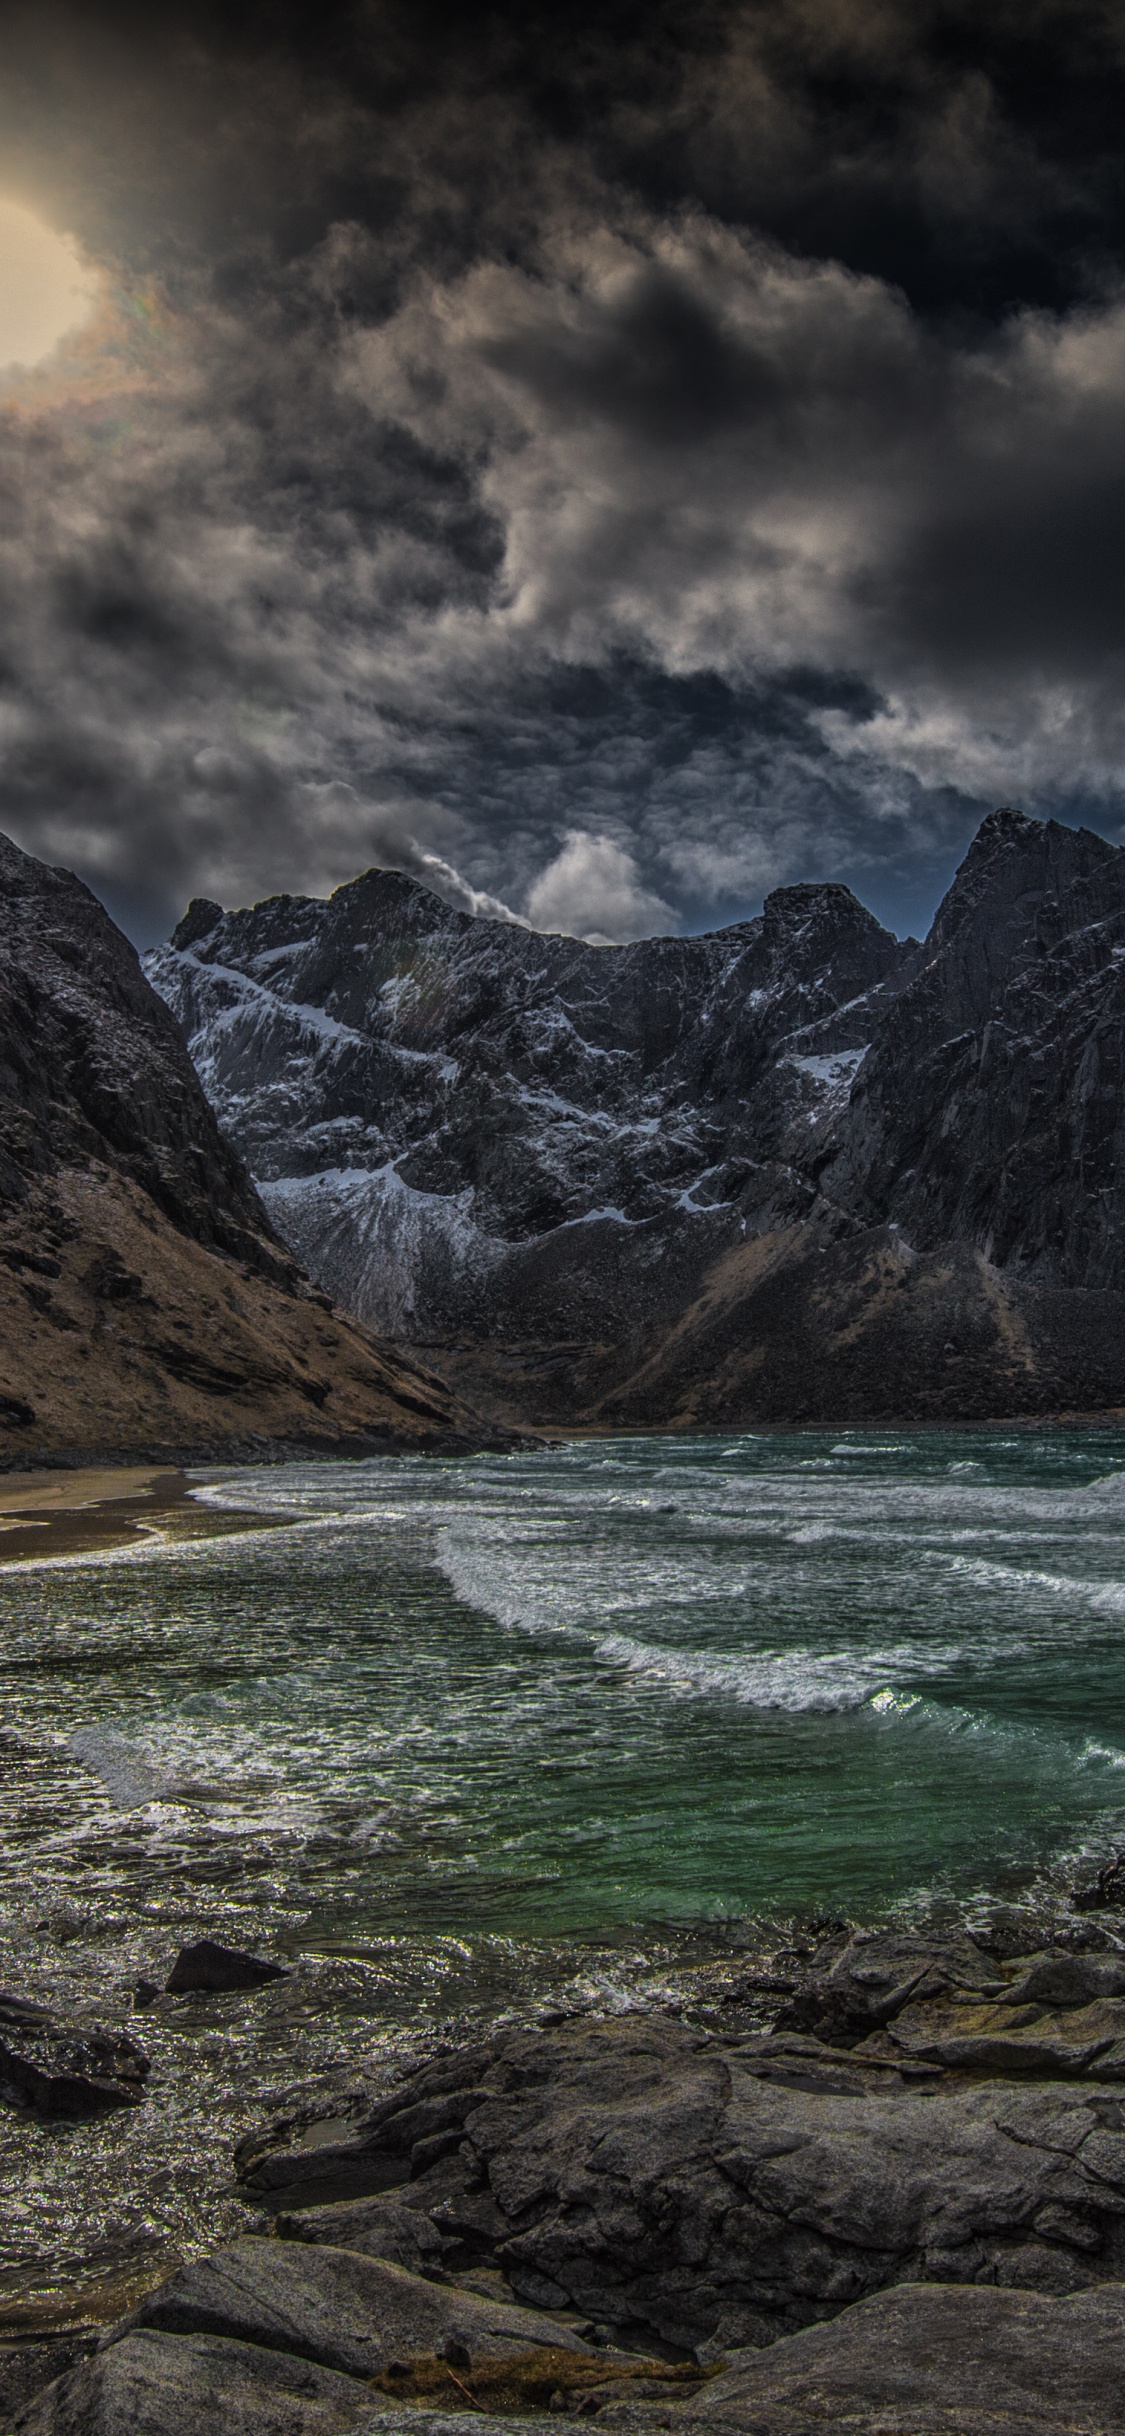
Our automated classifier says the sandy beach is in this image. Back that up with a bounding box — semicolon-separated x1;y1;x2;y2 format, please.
0;1468;282;1564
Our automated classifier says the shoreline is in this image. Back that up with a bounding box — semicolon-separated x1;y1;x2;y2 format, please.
0;1467;292;1566
3;1427;1125;2408
2;1413;1123;1561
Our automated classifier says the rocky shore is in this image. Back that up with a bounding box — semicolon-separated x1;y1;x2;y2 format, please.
10;1906;1125;2432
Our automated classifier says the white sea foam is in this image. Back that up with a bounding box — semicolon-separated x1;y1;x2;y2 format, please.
1078;1738;1125;1771
69;1727;165;1808
944;1552;1125;1612
591;1631;916;1711
437;1527;981;1715
436;1532;589;1640
787;1522;855;1544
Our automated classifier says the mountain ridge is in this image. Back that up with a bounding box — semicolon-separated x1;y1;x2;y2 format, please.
145;808;1125;1428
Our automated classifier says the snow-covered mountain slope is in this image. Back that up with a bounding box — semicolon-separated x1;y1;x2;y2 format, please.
145;811;1125;1426
144;869;907;1336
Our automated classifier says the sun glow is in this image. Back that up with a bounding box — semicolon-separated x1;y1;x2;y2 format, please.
0;198;98;372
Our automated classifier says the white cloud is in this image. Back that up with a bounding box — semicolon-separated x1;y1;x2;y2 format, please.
525;828;676;941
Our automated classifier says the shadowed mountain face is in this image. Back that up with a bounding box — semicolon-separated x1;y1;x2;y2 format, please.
146;810;1125;1428
0;830;483;1459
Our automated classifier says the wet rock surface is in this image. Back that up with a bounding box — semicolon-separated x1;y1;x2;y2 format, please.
234;1931;1125;2350
0;2341;95;2423
21;1927;1125;2431
0;1995;149;2119
149;807;1125;1426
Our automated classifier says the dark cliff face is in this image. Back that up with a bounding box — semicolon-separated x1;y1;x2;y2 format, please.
828;810;1125;1291
0;833;286;1279
0;831;481;1458
147;811;1125;1427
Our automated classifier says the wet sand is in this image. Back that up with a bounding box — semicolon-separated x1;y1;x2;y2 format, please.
0;1468;285;1563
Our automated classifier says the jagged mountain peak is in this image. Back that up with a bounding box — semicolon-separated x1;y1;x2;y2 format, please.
926;805;1125;961
171;896;226;950
760;878;886;935
142;836;916;1351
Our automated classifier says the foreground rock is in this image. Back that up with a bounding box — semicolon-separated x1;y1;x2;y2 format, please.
272;2196;447;2269
16;2256;1125;2435
13;2328;386;2436
116;2240;600;2379
21;1938;1125;2436
688;2281;1125;2434
10;2248;697;2435
237;1954;1125;2350
12;2329;568;2436
0;1992;149;2118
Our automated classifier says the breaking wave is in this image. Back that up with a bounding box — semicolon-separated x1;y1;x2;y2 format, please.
591;1631;923;1713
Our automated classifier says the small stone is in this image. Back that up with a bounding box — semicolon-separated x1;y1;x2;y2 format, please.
1074;1853;1125;1911
165;1940;289;1994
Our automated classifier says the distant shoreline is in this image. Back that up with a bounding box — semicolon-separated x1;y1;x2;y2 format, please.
3;1413;1125;1563
0;1466;291;1565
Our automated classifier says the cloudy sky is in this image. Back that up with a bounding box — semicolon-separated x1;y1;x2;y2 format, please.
0;0;1124;945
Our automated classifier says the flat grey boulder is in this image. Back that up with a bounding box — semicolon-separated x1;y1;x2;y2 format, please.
273;2195;447;2268
12;2329;380;2436
866;1989;1125;2077
681;2279;1125;2433
114;2239;598;2379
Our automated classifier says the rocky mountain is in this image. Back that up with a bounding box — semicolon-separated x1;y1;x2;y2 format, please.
145;808;1125;1427
0;829;484;1461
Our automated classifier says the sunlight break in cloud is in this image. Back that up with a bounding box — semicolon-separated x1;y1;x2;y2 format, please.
0;199;98;372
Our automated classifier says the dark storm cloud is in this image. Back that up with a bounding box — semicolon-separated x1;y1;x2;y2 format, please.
2;0;1125;941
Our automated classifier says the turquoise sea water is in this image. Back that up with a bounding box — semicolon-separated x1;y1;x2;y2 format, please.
8;1425;1125;2309
5;1427;1125;1946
